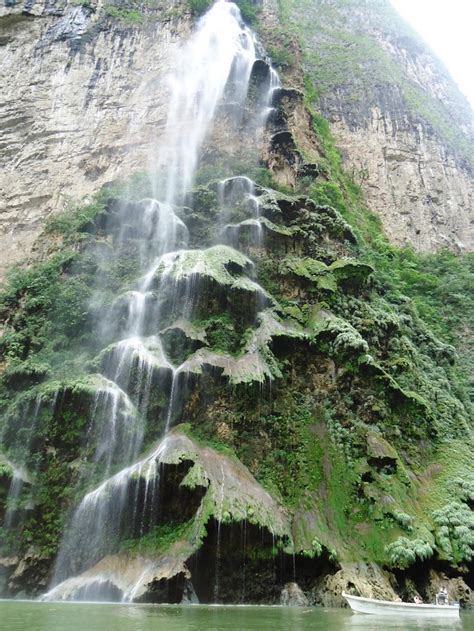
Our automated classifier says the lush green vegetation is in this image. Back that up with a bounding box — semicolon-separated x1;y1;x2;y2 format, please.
120;521;193;554
0;162;472;577
386;537;433;569
298;73;473;416
0;190;121;556
266;42;296;69
105;5;143;23
277;0;474;167
188;0;211;16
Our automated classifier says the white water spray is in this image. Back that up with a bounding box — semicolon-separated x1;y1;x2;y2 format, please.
157;1;257;206
45;1;280;600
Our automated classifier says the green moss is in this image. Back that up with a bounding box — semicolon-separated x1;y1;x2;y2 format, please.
268;44;296;69
189;0;259;23
157;245;254;289
180;462;208;490
194;313;241;355
279;255;328;279
0;251;94;380
120;520;193;555
235;0;260;24
328;259;373;287
366;432;399;461
188;0;212;16
104;5;143;23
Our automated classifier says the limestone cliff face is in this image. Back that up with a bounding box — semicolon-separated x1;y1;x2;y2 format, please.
0;0;190;276
3;0;472;279
279;0;474;252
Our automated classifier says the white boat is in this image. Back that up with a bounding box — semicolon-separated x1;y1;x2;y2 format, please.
342;592;460;618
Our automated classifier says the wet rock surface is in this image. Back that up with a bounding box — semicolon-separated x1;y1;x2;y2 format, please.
1;0;473;609
311;562;398;608
424;570;474;609
2;551;52;597
280;582;309;607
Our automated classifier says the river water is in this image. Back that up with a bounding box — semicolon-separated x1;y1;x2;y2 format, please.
0;601;471;631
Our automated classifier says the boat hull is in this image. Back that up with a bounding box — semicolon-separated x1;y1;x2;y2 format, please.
342;592;460;618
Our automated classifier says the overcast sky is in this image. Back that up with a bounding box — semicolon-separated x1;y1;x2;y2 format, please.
391;0;474;108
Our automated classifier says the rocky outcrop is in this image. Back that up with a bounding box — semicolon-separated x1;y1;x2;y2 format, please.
0;551;51;597
424;570;474;609
40;429;292;602
280;582;309;607
311;562;397;608
41;547;194;603
278;0;474;252
0;0;190;277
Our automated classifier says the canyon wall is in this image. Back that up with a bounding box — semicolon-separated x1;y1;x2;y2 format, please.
2;0;473;281
279;0;474;251
0;0;190;276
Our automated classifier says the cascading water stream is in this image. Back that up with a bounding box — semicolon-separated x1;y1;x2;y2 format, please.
213;463;226;603
43;1;280;601
157;1;257;207
3;392;59;532
219;176;265;248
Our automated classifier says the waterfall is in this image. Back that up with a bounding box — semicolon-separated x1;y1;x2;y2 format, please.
158;1;257;207
213;463;226;603
41;1;280;601
3;392;58;533
219;176;265;248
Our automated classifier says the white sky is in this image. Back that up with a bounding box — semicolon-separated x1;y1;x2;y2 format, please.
390;0;474;108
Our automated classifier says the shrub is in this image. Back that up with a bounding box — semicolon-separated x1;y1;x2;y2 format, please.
105;6;143;24
392;511;414;531
235;0;260;24
386;537;433;569
433;502;474;563
189;0;211;16
189;0;259;24
268;45;295;67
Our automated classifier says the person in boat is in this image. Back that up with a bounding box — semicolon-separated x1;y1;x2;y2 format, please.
436;586;448;605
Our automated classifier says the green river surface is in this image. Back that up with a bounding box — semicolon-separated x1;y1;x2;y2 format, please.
0;601;472;631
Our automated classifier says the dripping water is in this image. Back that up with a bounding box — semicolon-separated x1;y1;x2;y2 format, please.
3;392;59;532
213;463;226;604
219;176;264;249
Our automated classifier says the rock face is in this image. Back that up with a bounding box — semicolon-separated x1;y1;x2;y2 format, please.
41;548;194;603
39;430;293;603
312;562;397;608
2;0;473;279
0;0;190;277
424;570;474;609
280;0;474;252
280;582;309;607
0;551;51;597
